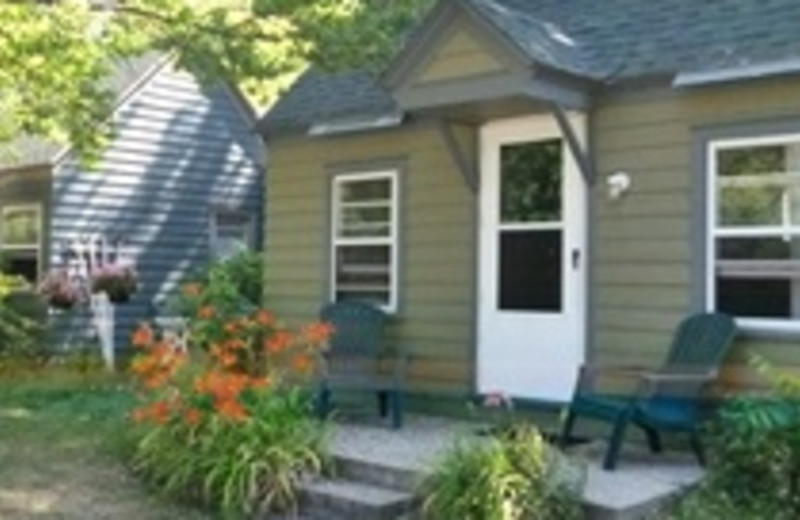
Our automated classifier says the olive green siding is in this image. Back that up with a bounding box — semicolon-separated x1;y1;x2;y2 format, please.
592;77;800;387
265;77;800;396
265;125;477;394
415;25;506;84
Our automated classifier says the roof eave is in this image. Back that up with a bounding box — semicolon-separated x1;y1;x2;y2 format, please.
673;58;800;88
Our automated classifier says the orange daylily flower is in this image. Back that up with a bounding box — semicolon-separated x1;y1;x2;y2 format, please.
224;321;240;335
216;399;249;422
265;331;293;354
184;408;203;426
149;400;172;424
206;345;239;368
292;354;314;374
302;322;336;345
131;324;154;348
197;305;215;319
255;309;276;327
250;377;271;390
224;338;247;351
182;283;203;297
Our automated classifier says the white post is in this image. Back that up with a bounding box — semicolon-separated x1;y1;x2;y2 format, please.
91;291;115;371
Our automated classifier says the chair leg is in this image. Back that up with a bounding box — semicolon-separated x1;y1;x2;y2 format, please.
643;425;663;454
377;390;389;418
604;414;630;471
559;409;577;449
316;384;331;420
389;389;403;429
689;431;706;467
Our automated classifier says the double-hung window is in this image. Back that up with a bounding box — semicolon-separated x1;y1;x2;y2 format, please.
331;170;399;312
708;135;800;330
0;204;43;283
210;211;254;260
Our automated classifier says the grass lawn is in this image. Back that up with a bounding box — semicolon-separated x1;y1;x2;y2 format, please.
0;370;210;519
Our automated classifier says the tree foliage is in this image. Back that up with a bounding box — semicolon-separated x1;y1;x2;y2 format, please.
0;0;433;160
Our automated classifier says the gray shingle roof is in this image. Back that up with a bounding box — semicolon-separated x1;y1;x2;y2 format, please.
261;70;397;136
260;0;800;135
0;53;165;170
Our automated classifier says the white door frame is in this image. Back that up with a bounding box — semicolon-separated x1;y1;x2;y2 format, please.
476;113;588;402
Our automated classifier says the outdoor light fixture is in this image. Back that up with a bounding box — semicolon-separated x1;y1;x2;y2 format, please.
607;171;631;200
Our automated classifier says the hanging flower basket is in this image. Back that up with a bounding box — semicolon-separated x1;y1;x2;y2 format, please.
106;288;131;304
38;269;83;310
91;264;139;305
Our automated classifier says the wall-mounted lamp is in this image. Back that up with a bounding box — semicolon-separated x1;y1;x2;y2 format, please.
606;171;631;200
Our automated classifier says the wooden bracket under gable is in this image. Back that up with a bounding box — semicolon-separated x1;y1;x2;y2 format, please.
548;102;596;186
436;120;479;193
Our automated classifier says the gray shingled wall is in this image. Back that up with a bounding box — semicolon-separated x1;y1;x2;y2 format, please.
49;67;264;349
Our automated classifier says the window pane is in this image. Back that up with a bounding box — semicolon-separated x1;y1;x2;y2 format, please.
498;230;562;311
716;237;800;318
717;278;791;318
719;185;783;226
718;146;785;178
335;245;391;306
0;250;38;284
500;140;562;223
212;212;251;260
339;206;391;238
713;141;800;320
718;237;797;261
2;208;40;247
340;179;391;203
791;184;800;226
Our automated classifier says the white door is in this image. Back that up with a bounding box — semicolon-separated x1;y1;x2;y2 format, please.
477;114;587;402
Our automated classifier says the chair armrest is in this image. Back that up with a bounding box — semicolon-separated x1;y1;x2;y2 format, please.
642;370;716;384
635;368;718;401
576;363;653;394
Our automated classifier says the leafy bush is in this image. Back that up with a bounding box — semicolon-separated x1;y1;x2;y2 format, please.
667;356;800;520
128;306;334;516
420;423;583;520
0;274;47;359
174;251;263;318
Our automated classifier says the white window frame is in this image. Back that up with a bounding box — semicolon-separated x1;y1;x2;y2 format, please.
330;170;399;313
0;203;44;281
706;133;800;333
209;210;255;260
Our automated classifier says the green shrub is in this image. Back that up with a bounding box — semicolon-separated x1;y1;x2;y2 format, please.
666;356;800;519
51;344;107;374
174;251;263;318
420;423;583;520
0;274;47;359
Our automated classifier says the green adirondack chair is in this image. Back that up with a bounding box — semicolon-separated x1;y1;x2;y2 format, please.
316;301;408;429
560;312;737;470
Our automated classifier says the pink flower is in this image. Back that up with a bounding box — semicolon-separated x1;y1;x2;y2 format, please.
483;392;513;410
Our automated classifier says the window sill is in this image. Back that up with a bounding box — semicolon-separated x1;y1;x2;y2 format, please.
735;318;800;339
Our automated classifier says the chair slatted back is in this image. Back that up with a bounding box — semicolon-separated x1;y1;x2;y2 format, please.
651;312;737;402
320;301;387;359
666;313;736;369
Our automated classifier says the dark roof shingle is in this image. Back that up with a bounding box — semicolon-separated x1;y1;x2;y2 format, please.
260;0;800;135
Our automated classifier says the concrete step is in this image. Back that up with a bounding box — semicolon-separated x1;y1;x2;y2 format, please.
300;478;417;520
334;454;422;493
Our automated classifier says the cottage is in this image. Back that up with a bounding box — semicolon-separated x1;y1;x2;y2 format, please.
258;0;800;404
0;55;264;346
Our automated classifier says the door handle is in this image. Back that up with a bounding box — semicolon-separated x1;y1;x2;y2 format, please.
572;248;581;270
